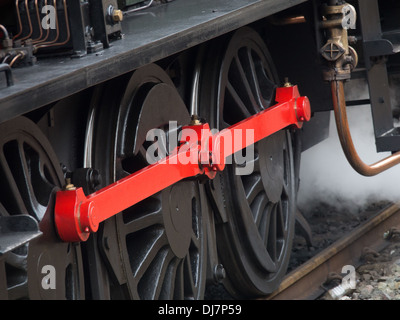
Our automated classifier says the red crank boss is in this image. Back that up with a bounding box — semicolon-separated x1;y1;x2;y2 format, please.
54;85;311;242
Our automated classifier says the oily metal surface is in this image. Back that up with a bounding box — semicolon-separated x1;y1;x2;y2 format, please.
266;202;400;300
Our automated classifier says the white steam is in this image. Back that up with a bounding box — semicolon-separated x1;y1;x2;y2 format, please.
297;85;400;212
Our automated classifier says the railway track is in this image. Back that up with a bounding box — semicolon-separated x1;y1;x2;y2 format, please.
266;202;400;300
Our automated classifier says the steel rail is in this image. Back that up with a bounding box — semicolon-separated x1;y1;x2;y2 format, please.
266;202;400;300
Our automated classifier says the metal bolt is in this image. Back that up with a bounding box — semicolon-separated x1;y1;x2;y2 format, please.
60;163;68;175
64;178;76;191
112;9;123;22
214;264;226;283
283;77;292;87
190;114;202;125
88;168;102;190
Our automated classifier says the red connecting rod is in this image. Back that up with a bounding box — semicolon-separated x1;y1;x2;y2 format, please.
55;85;311;242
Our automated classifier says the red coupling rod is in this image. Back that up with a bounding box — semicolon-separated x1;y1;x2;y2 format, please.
55;85;311;242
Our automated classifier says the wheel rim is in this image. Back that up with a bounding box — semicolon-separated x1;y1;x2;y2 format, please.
198;27;296;297
0;117;84;300
88;64;207;299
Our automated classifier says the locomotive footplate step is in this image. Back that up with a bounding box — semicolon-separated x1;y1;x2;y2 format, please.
0;215;42;255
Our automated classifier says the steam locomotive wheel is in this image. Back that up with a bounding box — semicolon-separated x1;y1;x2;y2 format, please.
198;27;296;297
0;117;84;299
87;64;207;299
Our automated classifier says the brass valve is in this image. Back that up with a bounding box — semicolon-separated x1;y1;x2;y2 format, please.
107;5;124;24
319;1;358;81
112;9;123;22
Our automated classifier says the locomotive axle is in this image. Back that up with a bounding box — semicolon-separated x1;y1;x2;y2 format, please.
54;85;311;242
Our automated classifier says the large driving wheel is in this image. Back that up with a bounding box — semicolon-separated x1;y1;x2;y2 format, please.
198;27;296;297
86;64;208;299
0;117;84;299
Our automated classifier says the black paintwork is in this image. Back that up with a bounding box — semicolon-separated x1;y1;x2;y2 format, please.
0;0;306;124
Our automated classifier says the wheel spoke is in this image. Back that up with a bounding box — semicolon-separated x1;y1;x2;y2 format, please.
226;81;252;119
3;140;46;219
276;201;286;259
115;158;132;179
190;229;201;251
128;228;169;279
231;55;258;113
7;279;28;300
258;202;271;239
18;141;51;219
251;55;277;107
137;246;172;300
282;179;290;198
240;47;265;109
174;260;185;300
25;144;56;206
277;200;286;239
123;202;163;234
241;172;264;205
159;256;180;300
182;254;194;296
244;150;260;172
266;204;277;261
251;192;268;225
0;152;29;214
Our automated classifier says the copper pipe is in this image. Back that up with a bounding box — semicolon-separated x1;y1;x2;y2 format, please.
268;15;306;26
35;0;60;47
0;24;9;39
19;0;33;41
12;0;23;40
33;0;50;44
35;0;71;49
331;80;400;176
9;52;23;67
31;0;43;42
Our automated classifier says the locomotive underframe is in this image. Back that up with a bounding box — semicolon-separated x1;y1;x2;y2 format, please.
0;0;309;122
